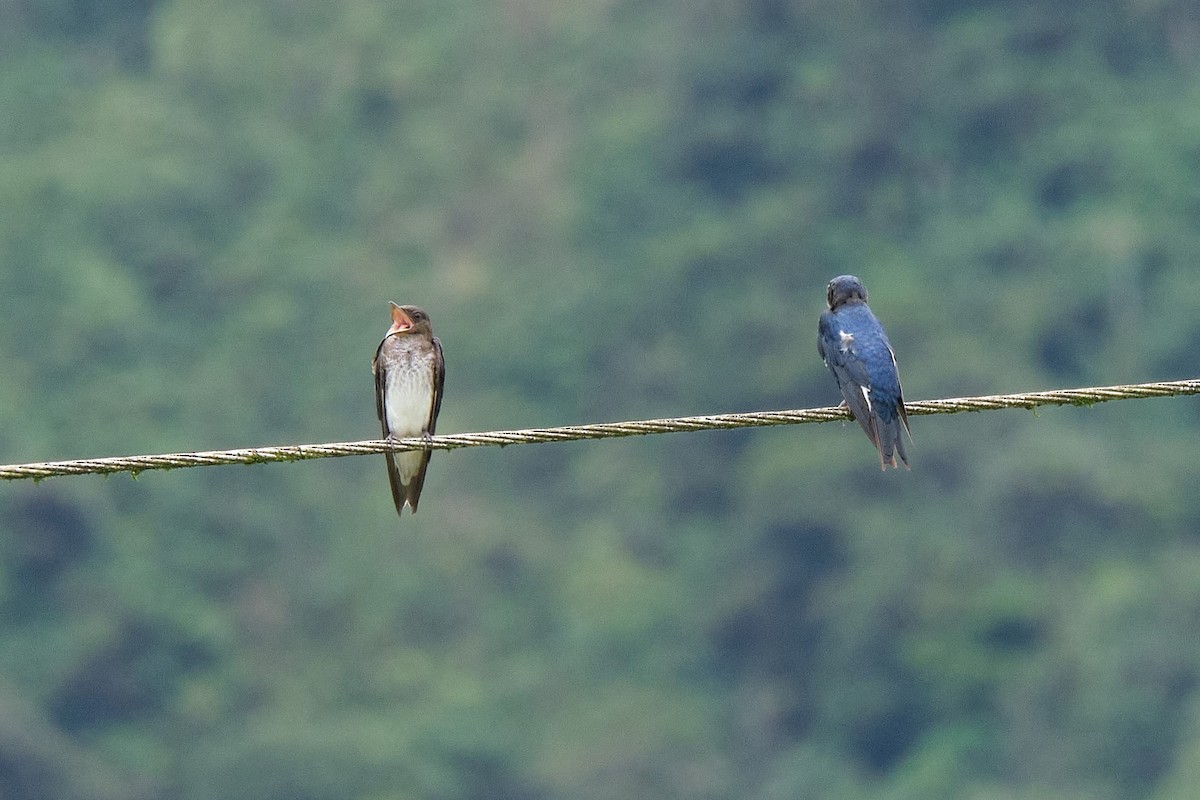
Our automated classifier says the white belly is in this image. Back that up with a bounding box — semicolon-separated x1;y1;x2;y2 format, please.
384;366;434;483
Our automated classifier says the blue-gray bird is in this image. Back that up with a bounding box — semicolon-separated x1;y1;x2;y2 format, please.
818;275;910;469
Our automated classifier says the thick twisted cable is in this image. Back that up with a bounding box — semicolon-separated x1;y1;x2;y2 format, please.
2;378;1197;482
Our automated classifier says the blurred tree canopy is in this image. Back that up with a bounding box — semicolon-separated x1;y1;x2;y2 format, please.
2;0;1200;798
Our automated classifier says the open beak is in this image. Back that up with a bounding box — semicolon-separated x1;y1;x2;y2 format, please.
387;302;414;335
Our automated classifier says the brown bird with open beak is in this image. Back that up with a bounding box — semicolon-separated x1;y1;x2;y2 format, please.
372;303;445;515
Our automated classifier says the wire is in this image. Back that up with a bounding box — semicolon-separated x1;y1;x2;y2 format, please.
2;378;1197;482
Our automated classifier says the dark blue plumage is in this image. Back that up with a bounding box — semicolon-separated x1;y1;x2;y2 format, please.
817;275;910;469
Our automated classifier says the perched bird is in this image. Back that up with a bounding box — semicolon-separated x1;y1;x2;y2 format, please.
818;275;910;469
373;303;445;515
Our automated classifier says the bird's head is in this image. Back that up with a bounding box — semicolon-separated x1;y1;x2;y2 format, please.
826;275;868;311
386;302;433;336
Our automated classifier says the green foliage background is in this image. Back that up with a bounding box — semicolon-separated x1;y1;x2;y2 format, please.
2;0;1200;797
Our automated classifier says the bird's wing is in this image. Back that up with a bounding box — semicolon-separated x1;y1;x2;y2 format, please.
373;335;391;434
836;364;879;447
821;316;879;446
819;312;870;379
384;452;407;515
836;334;874;392
373;336;408;515
888;343;912;438
428;337;445;435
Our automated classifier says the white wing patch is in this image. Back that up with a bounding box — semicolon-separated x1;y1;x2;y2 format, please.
838;330;855;352
860;385;872;413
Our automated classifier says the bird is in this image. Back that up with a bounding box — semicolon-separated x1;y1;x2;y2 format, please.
372;303;445;515
817;275;910;469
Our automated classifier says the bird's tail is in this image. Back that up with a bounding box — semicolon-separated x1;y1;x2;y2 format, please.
876;406;911;470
